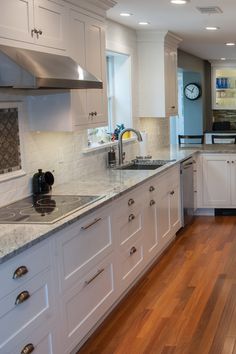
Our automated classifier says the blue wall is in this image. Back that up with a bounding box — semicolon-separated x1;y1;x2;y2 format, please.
183;72;203;135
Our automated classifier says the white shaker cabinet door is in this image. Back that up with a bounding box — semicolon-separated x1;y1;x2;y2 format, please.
143;182;159;262
69;8;88;127
202;154;231;207
0;0;34;43
156;179;171;249
33;0;66;50
165;44;178;117
85;20;108;126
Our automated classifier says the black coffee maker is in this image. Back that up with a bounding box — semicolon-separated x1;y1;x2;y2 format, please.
32;169;54;195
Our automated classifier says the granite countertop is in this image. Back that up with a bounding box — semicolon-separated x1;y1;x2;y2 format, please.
204;130;236;133
1;144;236;264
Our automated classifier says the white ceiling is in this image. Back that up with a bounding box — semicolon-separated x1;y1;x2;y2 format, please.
107;0;236;61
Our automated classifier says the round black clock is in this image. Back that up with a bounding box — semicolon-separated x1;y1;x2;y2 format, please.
184;83;201;100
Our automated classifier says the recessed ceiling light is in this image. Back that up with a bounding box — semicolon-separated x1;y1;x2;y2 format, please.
120;12;132;17
170;0;189;4
221;58;226;60
226;42;235;46
139;21;150;25
205;26;219;31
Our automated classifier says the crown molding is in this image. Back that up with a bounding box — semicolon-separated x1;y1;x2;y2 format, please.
66;0;116;11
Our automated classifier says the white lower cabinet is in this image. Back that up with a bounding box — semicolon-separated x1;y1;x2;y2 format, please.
0;239;57;354
199;154;236;207
0;165;182;354
112;186;146;293
59;254;116;354
55;203;117;354
143;166;181;265
4;324;57;354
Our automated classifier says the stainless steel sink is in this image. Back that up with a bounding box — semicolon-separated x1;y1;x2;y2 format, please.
115;159;176;170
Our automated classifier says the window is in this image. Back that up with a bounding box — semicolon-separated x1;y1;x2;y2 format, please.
87;51;132;147
106;51;132;131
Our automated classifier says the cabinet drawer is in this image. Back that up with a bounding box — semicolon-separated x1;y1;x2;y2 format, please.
4;322;56;354
57;206;112;292
0;269;53;351
119;238;144;290
61;255;115;352
113;188;144;219
0;241;50;300
116;210;144;246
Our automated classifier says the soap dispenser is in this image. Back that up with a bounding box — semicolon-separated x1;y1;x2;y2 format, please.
108;147;116;167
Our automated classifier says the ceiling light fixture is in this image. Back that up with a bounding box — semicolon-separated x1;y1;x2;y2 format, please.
220;58;226;60
205;26;219;31
226;42;235;46
138;21;150;25
170;0;189;5
120;12;132;17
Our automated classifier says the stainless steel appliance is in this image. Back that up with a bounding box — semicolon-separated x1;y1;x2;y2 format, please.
0;195;103;224
180;157;194;226
0;44;102;90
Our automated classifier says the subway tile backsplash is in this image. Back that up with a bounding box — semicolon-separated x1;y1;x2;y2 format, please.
0;98;169;207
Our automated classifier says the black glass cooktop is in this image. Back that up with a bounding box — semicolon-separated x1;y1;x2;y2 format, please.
0;195;103;224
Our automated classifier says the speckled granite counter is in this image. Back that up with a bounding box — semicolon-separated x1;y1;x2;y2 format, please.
1;144;236;264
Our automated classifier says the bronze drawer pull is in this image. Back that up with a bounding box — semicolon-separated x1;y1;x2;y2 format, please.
81;217;101;230
130;246;137;256
15;291;30;305
85;268;105;286
128;198;135;206
21;343;35;354
150;200;156;206
149;186;155;192
128;214;135;222
13;266;28;279
170;190;175;195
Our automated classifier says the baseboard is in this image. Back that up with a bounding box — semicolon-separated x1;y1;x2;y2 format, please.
194;208;214;216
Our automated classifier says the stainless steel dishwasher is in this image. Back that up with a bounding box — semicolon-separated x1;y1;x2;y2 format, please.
180;157;194;226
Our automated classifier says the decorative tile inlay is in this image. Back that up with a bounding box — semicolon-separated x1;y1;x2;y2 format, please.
0;108;21;174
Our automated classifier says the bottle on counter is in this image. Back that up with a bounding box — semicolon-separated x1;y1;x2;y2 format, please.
107;147;116;167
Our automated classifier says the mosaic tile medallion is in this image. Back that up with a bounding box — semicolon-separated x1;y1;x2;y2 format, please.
0;107;21;175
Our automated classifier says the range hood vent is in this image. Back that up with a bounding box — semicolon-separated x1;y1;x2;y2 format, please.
0;45;103;90
196;6;223;15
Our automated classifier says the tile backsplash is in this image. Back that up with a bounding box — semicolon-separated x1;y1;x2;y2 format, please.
0;99;169;207
0;107;21;174
213;110;236;129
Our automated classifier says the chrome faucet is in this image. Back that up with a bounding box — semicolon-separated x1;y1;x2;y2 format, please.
118;128;143;165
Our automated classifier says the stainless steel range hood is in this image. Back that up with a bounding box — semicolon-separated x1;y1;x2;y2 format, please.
0;45;103;90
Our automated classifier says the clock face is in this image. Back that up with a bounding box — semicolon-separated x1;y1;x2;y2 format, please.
184;83;201;100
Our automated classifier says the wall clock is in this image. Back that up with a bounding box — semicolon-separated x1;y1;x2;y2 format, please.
184;83;201;100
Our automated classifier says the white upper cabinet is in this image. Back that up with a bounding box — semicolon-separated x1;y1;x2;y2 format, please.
68;7;108;129
0;0;66;51
0;0;34;44
33;0;66;50
137;31;181;118
211;61;236;110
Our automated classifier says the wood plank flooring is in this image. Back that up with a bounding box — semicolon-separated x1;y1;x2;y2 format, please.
78;216;236;354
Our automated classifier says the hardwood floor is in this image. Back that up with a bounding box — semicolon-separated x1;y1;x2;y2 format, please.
78;216;236;354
